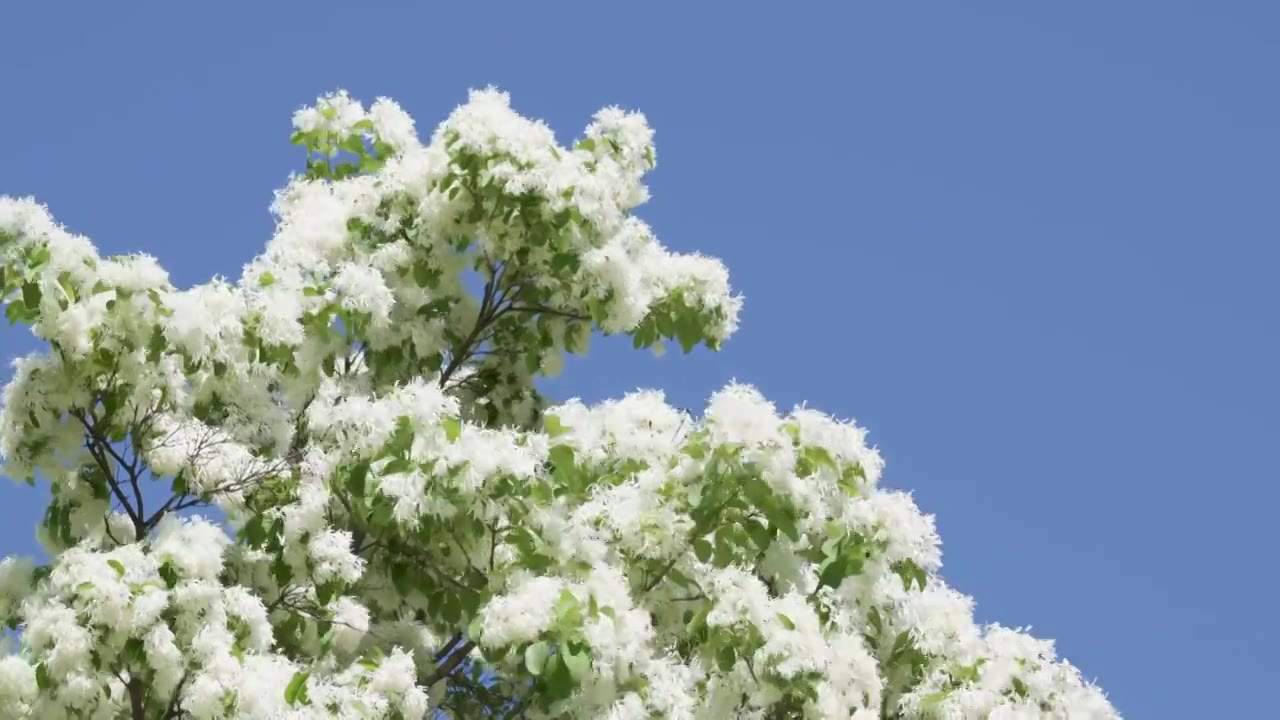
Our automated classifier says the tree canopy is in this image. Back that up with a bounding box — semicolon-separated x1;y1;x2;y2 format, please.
0;89;1117;719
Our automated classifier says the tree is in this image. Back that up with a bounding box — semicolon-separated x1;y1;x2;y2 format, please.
0;88;1117;719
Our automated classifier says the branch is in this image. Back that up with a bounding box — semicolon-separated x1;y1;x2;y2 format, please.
448;670;512;715
162;672;190;719
71;411;141;534
445;525;485;581
433;633;463;662
331;484;366;551
507;304;588;321
502;698;530;720
426;640;476;686
439;262;521;389
144;492;193;528
128;675;145;720
643;498;735;592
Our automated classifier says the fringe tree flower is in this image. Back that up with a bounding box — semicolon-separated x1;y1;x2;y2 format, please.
0;89;1115;719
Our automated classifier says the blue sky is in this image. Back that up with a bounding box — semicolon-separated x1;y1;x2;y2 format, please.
2;2;1276;716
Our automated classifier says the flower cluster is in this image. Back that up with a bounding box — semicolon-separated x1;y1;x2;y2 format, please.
0;89;1115;718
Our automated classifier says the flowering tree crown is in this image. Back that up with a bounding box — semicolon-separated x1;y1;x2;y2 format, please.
0;89;1116;719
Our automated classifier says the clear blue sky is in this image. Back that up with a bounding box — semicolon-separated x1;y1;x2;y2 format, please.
2;2;1276;716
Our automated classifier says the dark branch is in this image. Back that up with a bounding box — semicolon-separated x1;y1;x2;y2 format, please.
426;640;476;686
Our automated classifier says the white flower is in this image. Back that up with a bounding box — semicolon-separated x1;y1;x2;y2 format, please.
0;88;1116;720
0;656;36;713
331;596;371;654
705;382;785;448
153;515;230;581
97;253;171;292
332;261;395;325
294;89;366;136
369;98;418;149
162;281;245;359
308;530;365;585
478;575;566;647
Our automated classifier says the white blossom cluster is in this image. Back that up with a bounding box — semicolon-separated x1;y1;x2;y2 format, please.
0;89;1117;718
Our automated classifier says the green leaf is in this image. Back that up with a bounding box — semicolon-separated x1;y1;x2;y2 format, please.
795;445;838;477
316;580;342;606
544;415;569;437
742;518;774;553
837;465;862;496
891;559;928;591
889;631;913;662
240;515;266;547
777;612;796;631
549;252;579;274
35;663;51;690
765;506;800;543
953;658;986;684
5;302;26;325
549;444;576;467
347;461;369;498
381;458;412;476
391;563;411;595
443;416;462;442
712;537;734;568
530;481;554;505
544;652;575;701
781;422;801;444
271;555;294;586
631;316;657;349
412;260;438;288
1011;676;1029;699
284;671;309;705
258;272;275;287
30;246;51;268
587;297;608;324
549;445;577;488
693;538;713;563
920;691;952;712
818;556;849;590
524;350;543;374
384;417;415;458
741;475;773;508
147;326;166;363
56;271;76;304
107;559;125;577
21;281;40;309
675;315;701;353
524;641;551;676
441;592;463;625
340;135;366;155
655;311;675;337
158;562;179;589
170;472;188;496
554;589;582;627
124;637;146;666
716;644;736;672
820;532;844;561
562;645;591;680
